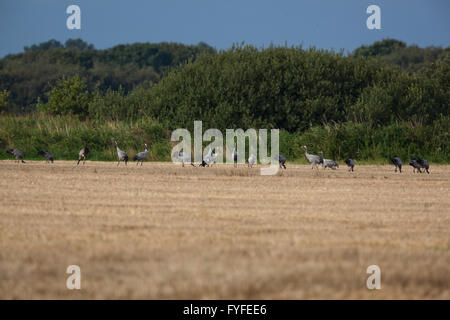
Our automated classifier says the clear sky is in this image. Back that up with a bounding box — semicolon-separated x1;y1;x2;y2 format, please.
0;0;449;57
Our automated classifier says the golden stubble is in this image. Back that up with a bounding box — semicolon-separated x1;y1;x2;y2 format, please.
0;161;449;299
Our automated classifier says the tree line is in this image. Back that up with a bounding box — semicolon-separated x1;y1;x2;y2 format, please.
0;38;448;162
0;38;214;113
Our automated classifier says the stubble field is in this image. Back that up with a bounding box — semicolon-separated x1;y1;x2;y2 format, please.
0;160;449;299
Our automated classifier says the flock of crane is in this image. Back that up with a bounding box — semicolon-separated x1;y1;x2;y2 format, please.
5;142;431;173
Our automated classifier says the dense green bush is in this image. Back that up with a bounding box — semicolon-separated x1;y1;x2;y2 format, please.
0;114;171;161
1;114;447;163
126;44;448;132
0;39;215;112
37;76;91;117
1;40;449;164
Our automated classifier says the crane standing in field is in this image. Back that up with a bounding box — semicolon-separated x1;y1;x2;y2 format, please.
37;150;54;163
133;143;149;165
417;158;430;174
391;157;402;173
248;154;256;168
114;141;128;166
173;150;194;167
232;146;238;168
198;147;220;167
6;148;25;163
77;146;89;165
409;158;422;173
276;154;287;169
410;158;430;174
319;151;339;170
303;145;321;169
204;147;219;167
344;158;355;172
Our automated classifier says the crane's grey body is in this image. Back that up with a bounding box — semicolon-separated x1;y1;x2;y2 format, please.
248;154;256;168
37;150;54;163
319;151;339;170
204;147;218;167
133;143;149;165
276;154;287;169
198;148;219;167
344;158;355;172
114;141;128;166
303;146;320;169
77;146;89;165
410;158;430;174
6;148;25;163
418;158;430;174
173;151;194;167
232;147;238;167
391;157;402;173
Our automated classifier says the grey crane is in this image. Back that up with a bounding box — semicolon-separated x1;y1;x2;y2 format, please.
417;158;430;174
319;151;339;170
232;146;238;167
6;148;25;163
391;157;402;173
303;145;321;169
114;141;128;166
37;150;54;163
409;159;422;173
172;151;194;167
248;154;256;168
276;154;287;169
410;158;430;174
77;146;89;165
204;147;219;167
344;158;355;172
198;148;219;167
133;143;149;165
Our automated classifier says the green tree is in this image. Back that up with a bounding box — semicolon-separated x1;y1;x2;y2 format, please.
352;38;406;57
38;76;91;117
0;89;9;111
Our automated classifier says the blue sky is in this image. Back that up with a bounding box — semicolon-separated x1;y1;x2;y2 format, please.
0;0;449;57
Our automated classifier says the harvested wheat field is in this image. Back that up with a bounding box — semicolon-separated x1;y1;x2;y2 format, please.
0;160;449;299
